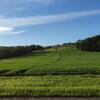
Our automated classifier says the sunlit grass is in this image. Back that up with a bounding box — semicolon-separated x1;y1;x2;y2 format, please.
0;47;100;76
0;76;99;97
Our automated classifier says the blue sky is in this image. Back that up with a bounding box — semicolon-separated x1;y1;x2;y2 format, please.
0;0;100;46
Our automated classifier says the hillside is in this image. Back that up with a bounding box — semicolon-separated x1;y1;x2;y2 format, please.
0;47;99;96
0;46;100;76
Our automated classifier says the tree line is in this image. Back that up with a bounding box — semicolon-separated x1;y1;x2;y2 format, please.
0;45;43;58
76;35;100;51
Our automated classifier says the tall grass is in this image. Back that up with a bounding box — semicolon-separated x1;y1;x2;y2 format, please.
0;76;99;97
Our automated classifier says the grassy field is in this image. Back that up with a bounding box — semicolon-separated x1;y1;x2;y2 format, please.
0;47;100;97
0;76;99;97
0;47;100;76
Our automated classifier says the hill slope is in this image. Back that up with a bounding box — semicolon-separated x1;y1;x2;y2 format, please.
0;47;100;76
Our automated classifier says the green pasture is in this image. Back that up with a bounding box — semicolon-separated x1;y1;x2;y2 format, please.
0;76;99;97
0;47;100;76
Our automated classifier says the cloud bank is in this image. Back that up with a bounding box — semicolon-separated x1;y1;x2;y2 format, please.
0;9;100;36
0;9;100;27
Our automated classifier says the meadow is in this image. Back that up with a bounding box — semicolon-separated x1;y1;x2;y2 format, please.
0;47;100;96
0;47;100;76
0;76;99;97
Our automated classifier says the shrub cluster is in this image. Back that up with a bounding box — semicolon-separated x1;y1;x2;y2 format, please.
76;35;100;51
0;45;43;58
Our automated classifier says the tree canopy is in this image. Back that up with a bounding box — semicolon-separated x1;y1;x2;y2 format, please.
0;45;43;59
76;35;100;51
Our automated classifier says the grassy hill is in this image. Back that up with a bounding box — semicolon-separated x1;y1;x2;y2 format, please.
0;46;100;97
0;47;100;76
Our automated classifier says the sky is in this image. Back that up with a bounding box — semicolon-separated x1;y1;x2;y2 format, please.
0;0;100;46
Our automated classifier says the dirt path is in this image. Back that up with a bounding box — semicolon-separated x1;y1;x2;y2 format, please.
0;97;100;100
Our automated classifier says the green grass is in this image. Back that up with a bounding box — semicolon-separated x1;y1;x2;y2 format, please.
0;76;99;97
0;47;100;76
0;47;100;97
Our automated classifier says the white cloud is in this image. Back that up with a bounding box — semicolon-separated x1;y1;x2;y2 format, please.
0;27;14;32
0;9;100;28
0;27;24;36
0;9;100;36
